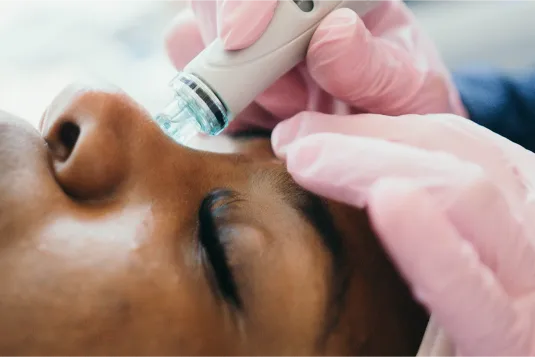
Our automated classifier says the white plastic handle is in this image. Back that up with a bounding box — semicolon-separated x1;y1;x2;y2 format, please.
184;0;377;118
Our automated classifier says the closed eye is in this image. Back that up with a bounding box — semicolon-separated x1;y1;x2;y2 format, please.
198;189;243;309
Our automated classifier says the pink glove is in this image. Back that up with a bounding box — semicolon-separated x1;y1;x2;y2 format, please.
165;0;467;132
270;112;535;356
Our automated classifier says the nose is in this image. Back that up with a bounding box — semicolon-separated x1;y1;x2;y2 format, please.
41;83;156;200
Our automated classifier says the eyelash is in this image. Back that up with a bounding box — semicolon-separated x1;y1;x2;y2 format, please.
198;189;243;309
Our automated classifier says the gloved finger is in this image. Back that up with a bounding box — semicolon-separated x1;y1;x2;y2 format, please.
281;132;482;209
254;67;309;119
307;7;454;115
358;0;439;53
217;0;278;50
368;180;529;356
444;174;535;296
272;112;443;155
272;112;529;209
165;9;205;70
282;130;535;297
190;0;218;45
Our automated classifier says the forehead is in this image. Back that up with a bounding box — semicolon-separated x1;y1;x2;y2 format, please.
187;132;276;159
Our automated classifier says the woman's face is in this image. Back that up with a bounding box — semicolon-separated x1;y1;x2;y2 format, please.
0;84;427;355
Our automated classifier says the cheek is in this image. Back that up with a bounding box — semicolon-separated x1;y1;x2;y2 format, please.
0;238;140;354
0;218;232;354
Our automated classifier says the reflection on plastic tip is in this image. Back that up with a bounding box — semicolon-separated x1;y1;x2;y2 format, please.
154;72;231;145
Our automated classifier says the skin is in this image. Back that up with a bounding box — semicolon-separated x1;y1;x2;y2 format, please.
0;83;428;355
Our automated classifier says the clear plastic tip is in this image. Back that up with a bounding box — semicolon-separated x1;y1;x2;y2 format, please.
154;72;231;145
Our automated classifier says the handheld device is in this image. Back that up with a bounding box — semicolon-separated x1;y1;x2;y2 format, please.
155;0;378;144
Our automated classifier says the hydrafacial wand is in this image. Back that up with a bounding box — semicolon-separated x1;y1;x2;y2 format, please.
155;0;378;144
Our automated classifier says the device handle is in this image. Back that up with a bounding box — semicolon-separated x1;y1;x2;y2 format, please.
184;0;377;118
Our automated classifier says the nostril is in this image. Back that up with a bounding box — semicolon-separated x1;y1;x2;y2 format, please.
59;121;80;153
42;87;140;201
51;121;80;161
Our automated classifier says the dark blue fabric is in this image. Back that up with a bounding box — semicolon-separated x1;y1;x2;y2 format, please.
453;66;535;152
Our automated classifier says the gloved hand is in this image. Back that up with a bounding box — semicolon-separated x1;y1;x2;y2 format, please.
165;0;467;132
271;112;535;356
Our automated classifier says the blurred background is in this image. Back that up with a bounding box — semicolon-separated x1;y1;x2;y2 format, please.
1;1;534;128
